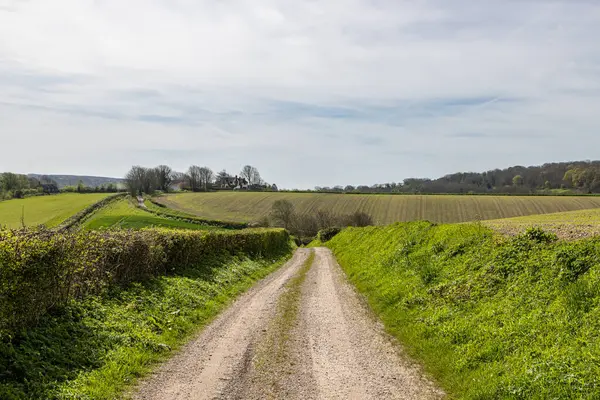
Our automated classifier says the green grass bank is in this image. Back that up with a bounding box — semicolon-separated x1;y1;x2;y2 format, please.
321;222;600;399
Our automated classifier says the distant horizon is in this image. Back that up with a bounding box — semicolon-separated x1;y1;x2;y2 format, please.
11;158;598;190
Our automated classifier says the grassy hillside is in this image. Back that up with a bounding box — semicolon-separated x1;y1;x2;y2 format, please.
157;192;600;224
320;223;600;399
83;199;223;230
485;208;600;240
0;193;113;228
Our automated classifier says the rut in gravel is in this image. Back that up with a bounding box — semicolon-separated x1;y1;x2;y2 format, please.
133;248;444;400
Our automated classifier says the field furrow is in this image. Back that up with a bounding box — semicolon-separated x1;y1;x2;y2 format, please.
156;192;600;225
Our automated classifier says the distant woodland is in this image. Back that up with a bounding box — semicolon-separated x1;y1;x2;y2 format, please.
315;161;600;195
3;160;600;200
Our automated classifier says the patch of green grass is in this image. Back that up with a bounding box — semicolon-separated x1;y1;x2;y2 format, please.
0;253;291;399
156;192;600;225
83;199;223;231
0;193;113;228
325;222;600;399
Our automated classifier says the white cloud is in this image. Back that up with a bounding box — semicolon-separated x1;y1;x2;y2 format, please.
0;0;599;187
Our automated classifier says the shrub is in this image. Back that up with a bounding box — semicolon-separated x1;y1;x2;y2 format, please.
522;227;558;243
318;227;341;242
0;227;291;337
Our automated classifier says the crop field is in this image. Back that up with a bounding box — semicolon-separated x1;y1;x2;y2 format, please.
484;208;600;240
83;199;223;230
0;193;113;228
156;192;600;225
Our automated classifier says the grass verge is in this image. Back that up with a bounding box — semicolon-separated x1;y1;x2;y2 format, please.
0;252;292;399
253;250;315;394
324;222;600;399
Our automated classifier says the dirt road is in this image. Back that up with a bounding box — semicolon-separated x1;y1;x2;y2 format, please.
133;248;444;400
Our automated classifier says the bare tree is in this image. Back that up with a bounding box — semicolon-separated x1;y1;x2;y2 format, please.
125;166;160;196
215;169;230;186
187;165;202;191
142;168;158;195
270;199;295;229
198;167;214;192
315;209;337;230
155;165;173;192
125;166;147;196
241;165;262;186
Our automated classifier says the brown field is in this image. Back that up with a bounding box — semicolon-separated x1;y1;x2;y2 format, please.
484;208;600;240
155;192;600;225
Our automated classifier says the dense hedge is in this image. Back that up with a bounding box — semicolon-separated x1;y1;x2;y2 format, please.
0;227;290;337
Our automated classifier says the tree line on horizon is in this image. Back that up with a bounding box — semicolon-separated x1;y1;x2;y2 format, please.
0;172;122;200
124;164;273;196
313;161;600;195
3;160;600;201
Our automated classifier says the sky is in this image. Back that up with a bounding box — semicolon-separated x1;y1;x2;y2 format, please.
1;0;600;189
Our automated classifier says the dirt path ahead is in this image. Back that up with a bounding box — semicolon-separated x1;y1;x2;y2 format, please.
133;248;444;400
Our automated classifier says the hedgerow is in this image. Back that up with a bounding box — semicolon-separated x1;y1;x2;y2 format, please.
0;227;290;337
55;193;126;231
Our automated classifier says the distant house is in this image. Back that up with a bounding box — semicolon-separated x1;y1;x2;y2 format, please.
41;183;59;194
169;181;187;191
217;176;249;190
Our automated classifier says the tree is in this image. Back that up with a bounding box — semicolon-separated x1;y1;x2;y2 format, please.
512;175;524;186
241;165;261;186
155;165;173;192
142;168;157;195
0;172;20;191
125;166;147;196
187;165;202;191
270;200;295;229
198;167;214;192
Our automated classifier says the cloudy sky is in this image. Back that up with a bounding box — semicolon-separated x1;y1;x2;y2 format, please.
1;0;599;188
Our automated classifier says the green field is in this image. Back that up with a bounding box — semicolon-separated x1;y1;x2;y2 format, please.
485;208;600;240
156;192;600;224
83;199;223;230
0;193;113;228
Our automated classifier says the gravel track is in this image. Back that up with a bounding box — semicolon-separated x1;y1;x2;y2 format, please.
133;248;443;400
